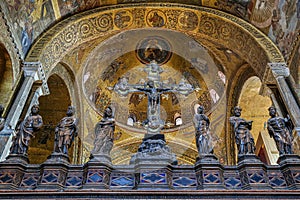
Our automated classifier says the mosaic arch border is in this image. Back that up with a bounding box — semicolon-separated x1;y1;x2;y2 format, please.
25;3;284;77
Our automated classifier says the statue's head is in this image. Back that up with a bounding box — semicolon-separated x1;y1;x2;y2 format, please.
233;106;242;117
31;105;40;114
197;105;204;114
268;106;276;116
66;106;75;116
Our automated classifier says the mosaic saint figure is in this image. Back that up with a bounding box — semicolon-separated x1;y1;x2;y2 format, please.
143;60;163;81
229;106;255;156
54;106;78;155
267;106;293;155
0;105;5;131
114;77;130;96
193;105;213;155
92;106;121;155
10;105;43;155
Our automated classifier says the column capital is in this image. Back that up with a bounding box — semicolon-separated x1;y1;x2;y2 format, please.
23;62;40;79
268;63;290;78
22;62;49;95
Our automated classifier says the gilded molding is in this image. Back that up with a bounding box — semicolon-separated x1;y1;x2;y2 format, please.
25;3;284;77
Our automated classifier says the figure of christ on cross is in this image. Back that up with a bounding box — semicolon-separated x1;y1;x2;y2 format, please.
112;60;195;134
135;80;173;133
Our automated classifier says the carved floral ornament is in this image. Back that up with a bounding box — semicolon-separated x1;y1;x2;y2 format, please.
25;4;284;77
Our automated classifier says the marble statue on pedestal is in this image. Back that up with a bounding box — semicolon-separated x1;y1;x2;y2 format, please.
54;106;78;155
193;105;213;156
229;106;255;156
90;106;121;163
10;105;43;156
267;106;293;155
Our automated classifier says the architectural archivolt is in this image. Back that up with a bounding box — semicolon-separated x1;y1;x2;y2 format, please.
25;3;284;78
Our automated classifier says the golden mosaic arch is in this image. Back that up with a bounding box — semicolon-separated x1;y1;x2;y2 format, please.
25;3;284;76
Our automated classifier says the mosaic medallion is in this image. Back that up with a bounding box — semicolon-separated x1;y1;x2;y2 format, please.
136;36;172;65
146;10;166;27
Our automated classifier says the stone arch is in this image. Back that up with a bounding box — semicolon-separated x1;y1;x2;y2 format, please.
0;10;21;84
25;3;284;78
23;3;285;165
30;63;82;164
0;43;13;115
48;62;82;164
226;64;256;164
28;74;71;164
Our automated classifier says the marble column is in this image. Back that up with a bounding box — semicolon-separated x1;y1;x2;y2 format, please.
0;62;49;161
269;63;300;137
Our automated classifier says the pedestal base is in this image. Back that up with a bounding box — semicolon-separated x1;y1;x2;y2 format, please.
277;154;300;165
237;154;262;164
196;154;219;165
82;161;113;190
130;134;177;165
37;154;70;191
89;153;112;165
134;160;173;190
237;154;271;190
195;154;224;190
5;154;29;164
277;154;300;189
44;152;70;164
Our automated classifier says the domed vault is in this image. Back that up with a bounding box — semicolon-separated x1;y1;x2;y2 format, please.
24;4;283;165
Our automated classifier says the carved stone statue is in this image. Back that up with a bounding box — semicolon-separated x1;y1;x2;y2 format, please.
10;105;43;155
267;106;293;155
0;105;5;131
54;106;78;155
92;106;121;156
193;105;213;155
229;106;255;156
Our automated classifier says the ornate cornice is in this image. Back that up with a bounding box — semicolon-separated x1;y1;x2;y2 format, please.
25;3;284;78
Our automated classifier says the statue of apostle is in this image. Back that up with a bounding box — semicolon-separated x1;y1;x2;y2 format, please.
267;106;293;155
229;106;255;156
193;105;213;156
92;106;121;156
54;106;78;155
10;105;43;155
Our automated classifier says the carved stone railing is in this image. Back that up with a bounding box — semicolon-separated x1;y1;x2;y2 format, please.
0;155;299;198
